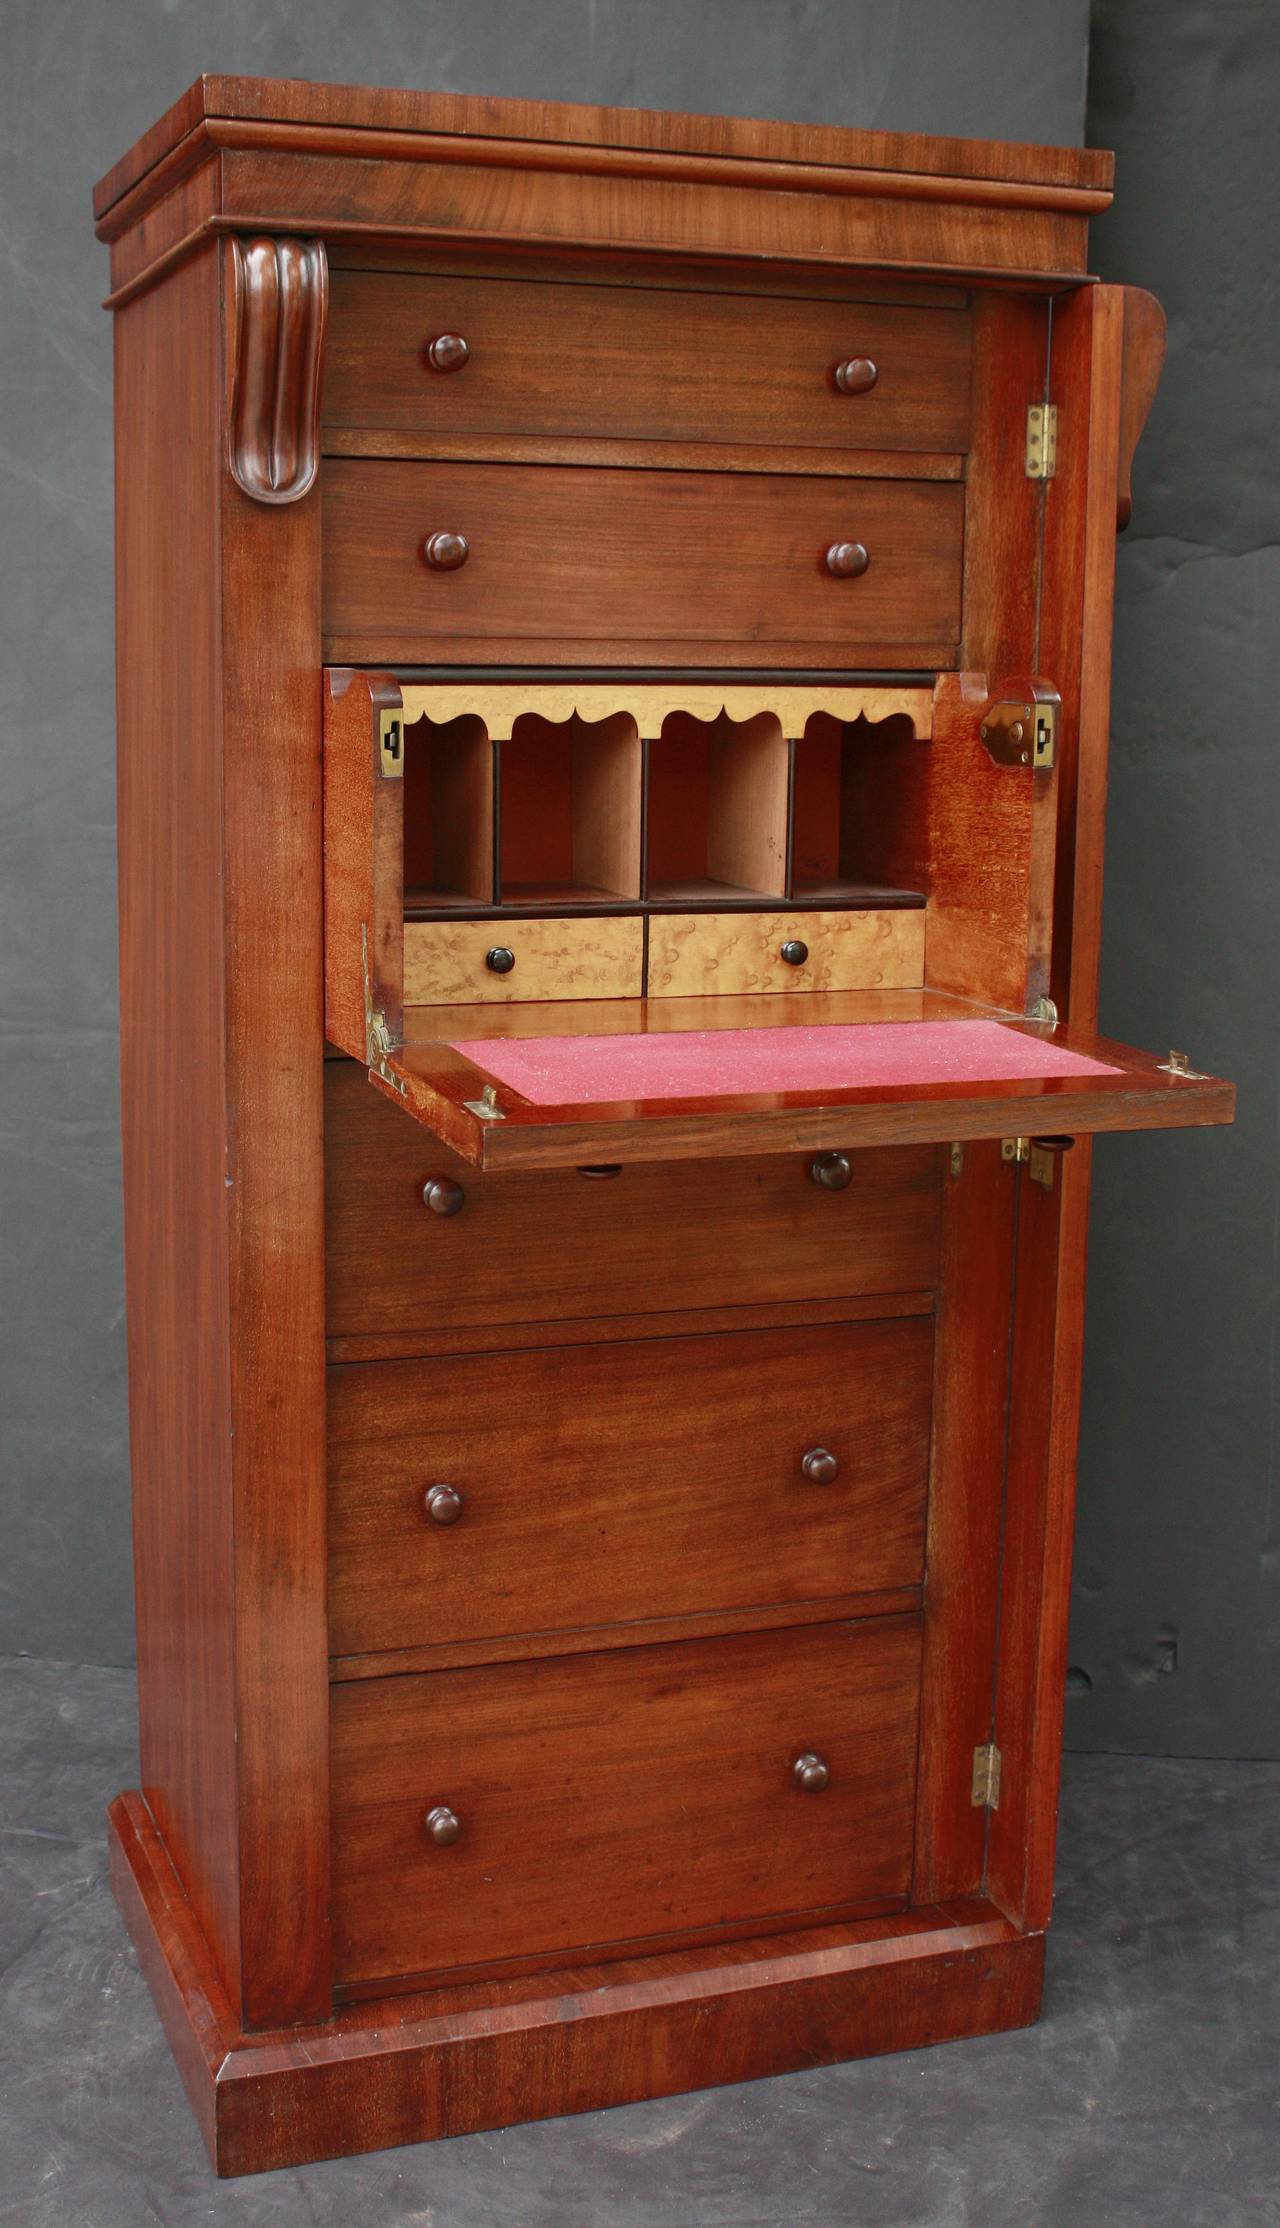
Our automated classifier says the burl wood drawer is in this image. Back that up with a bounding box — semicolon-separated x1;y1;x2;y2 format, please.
324;1061;944;1337
403;915;643;1004
647;909;926;997
330;1616;922;1988
328;1316;933;1657
322;460;963;664
324;271;973;455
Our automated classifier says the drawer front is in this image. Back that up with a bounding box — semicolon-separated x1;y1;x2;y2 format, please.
324;1061;944;1336
324;271;973;455
322;460;963;662
403;915;642;1004
328;1317;933;1656
647;909;926;997
331;1617;922;1985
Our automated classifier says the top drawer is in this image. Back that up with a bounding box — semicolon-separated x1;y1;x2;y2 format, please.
323;272;973;457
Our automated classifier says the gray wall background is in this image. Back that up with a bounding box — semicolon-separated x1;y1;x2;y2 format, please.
5;0;1271;1757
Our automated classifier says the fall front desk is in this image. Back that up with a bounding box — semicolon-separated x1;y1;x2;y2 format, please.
94;75;1231;2174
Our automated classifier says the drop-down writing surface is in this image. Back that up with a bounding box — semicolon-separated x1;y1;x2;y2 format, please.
372;988;1234;1169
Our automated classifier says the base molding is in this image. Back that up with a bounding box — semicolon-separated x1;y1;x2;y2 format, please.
108;1790;1045;2178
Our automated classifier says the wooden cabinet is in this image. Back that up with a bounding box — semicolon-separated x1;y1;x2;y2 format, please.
97;75;1232;2178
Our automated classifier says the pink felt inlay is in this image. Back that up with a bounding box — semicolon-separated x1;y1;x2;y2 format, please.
447;1020;1122;1107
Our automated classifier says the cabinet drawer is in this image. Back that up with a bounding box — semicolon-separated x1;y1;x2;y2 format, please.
330;1616;922;1987
324;1061;944;1337
324;271;973;456
322;460;963;665
647;909;926;997
328;1316;933;1657
403;915;642;1005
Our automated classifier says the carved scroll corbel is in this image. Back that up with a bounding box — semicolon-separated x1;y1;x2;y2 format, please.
226;236;328;504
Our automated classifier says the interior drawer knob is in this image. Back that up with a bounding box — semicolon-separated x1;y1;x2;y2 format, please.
833;356;878;394
424;1484;464;1526
793;1751;831;1793
779;938;809;967
424;1804;462;1846
825;540;870;578
800;1447;840;1484
810;1151;852;1191
423;530;470;570
485;945;516;975
422;1175;465;1217
426;332;470;372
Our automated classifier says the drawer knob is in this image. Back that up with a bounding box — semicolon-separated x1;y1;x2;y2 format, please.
834;356;878;395
424;1804;462;1846
801;1447;840;1484
810;1151;852;1191
825;541;870;578
423;531;470;570
426;332;470;373
424;1484;464;1525
793;1751;831;1793
779;938;809;967
422;1175;465;1217
485;946;516;975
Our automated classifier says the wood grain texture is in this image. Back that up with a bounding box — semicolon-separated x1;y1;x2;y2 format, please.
109;1789;1042;2178
327;1316;933;1655
912;1139;1017;1901
330;1617;922;1987
113;244;241;2016
226;236;327;503
403;713;496;906
403;914;643;1004
322;667;404;1060
323;1059;944;1336
646;909;925;997
324;272;972;453
321;460;964;663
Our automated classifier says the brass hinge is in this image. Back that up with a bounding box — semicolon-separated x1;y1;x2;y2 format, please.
361;923;406;1095
378;707;405;779
971;1742;1002;1809
1001;1136;1057;1189
1026;402;1058;480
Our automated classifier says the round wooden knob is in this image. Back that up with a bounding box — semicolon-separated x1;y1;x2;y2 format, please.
834;357;878;395
801;1447;840;1484
426;332;470;372
485;946;516;975
424;1484;464;1526
423;531;469;570
422;1176;465;1217
779;939;809;967
825;541;870;578
810;1152;852;1191
793;1752;830;1792
424;1804;461;1846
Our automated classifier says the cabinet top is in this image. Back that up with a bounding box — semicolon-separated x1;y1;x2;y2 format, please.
94;74;1114;303
94;71;1113;222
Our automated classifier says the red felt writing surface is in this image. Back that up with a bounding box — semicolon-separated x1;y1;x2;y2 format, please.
447;1019;1121;1107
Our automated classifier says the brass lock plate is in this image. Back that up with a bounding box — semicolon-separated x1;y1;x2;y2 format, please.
979;680;1058;772
378;707;405;779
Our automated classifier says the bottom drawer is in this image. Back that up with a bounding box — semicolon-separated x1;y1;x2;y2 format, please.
331;1616;921;1991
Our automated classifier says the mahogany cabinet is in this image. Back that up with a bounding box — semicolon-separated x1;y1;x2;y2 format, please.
95;75;1233;2176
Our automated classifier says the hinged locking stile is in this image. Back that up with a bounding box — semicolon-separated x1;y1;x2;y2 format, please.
971;1743;1002;1809
1025;401;1058;479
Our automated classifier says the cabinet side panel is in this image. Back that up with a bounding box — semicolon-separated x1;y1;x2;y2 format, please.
114;246;240;2006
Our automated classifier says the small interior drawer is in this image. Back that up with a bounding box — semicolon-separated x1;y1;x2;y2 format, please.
647;908;925;998
321;459;964;665
327;1315;933;1657
323;270;973;457
323;1061;945;1338
330;1615;922;1988
403;914;643;1004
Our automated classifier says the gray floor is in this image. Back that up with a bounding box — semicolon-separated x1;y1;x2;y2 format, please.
1;1657;1276;2228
